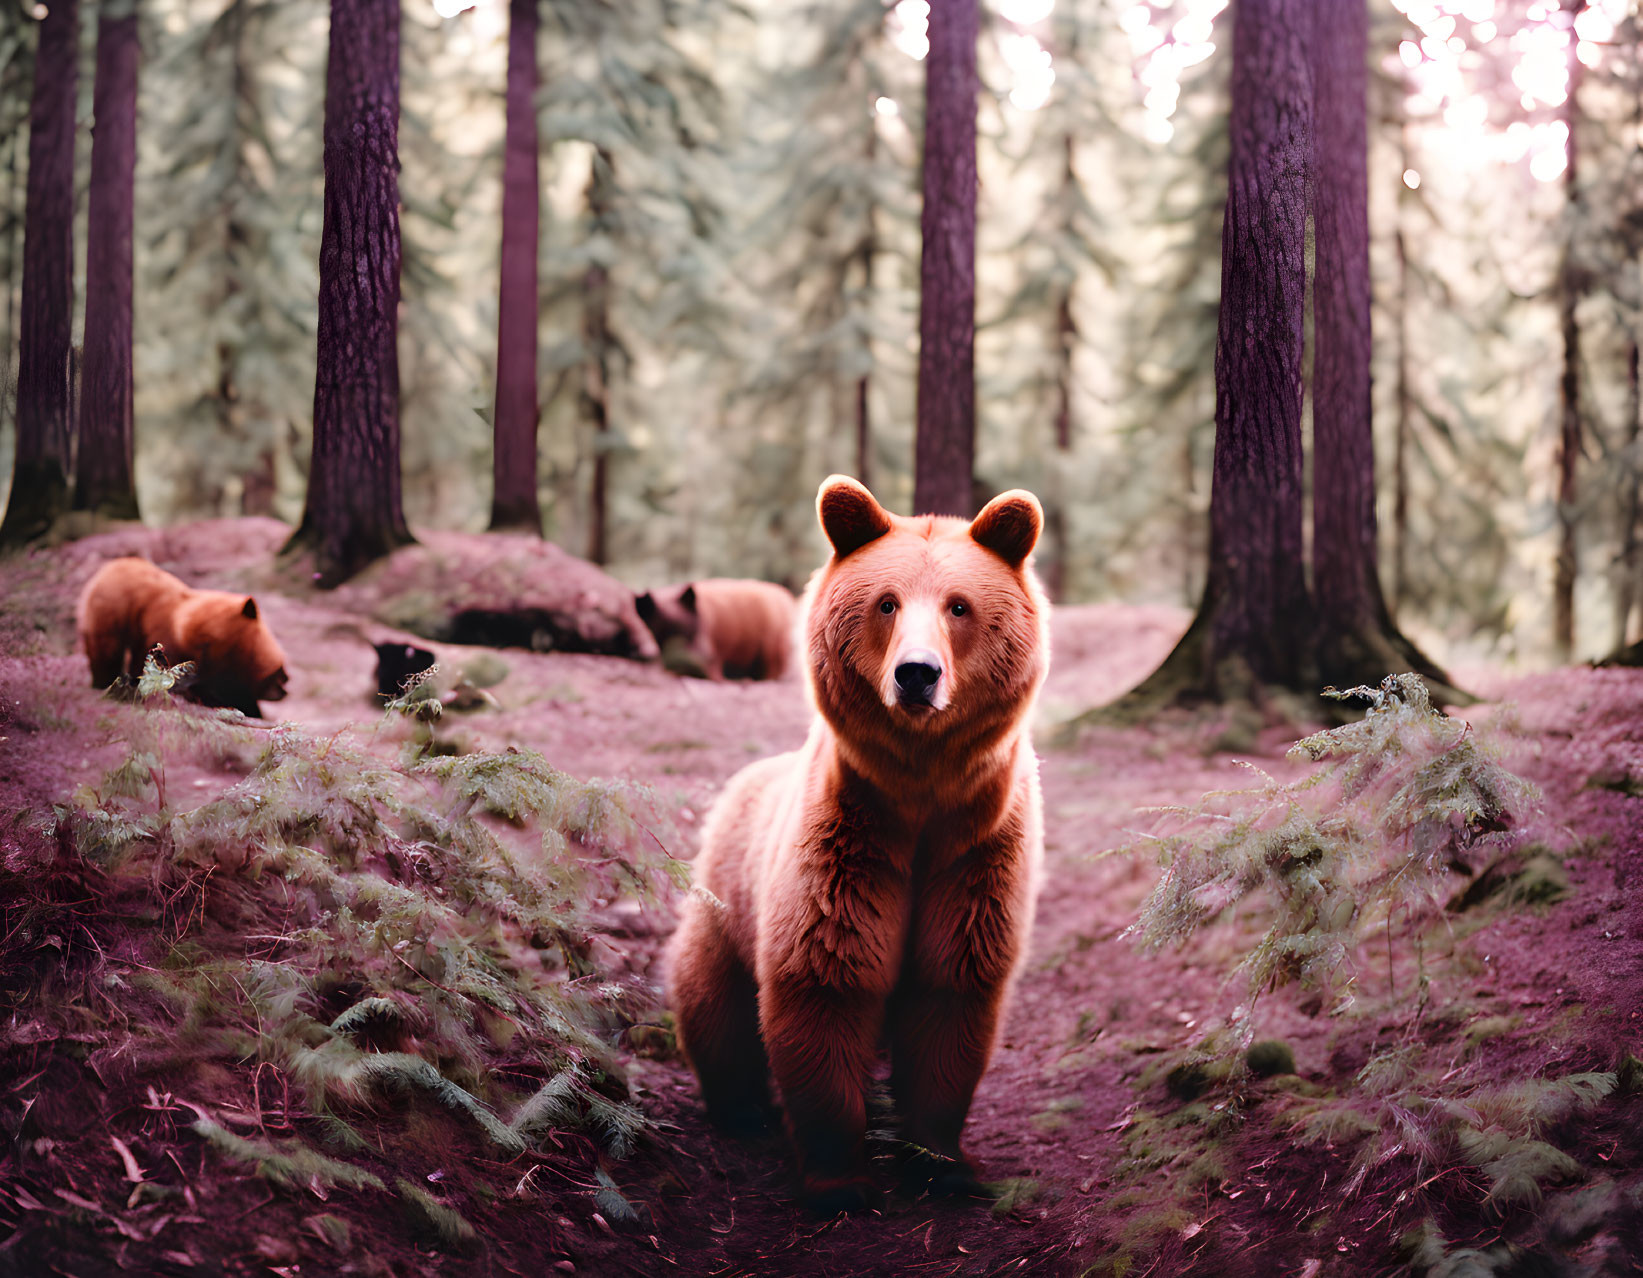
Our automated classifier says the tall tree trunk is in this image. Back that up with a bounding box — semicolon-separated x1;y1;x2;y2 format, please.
1126;0;1314;706
1310;0;1454;694
1044;131;1077;602
911;0;978;517
1392;219;1411;621
0;0;79;545
1553;0;1587;661
488;0;542;534
1618;338;1641;651
74;0;141;521
853;122;875;491
1615;33;1643;655
584;147;614;566
286;0;412;585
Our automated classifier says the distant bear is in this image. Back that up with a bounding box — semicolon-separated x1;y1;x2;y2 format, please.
635;579;797;681
77;557;290;717
666;476;1050;1212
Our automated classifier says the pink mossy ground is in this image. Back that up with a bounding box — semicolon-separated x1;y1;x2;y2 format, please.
0;522;1640;1277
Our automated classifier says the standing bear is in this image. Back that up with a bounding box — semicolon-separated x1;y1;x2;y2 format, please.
667;475;1050;1212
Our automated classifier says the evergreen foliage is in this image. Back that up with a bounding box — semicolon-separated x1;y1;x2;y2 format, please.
1125;674;1536;1043
10;665;679;1244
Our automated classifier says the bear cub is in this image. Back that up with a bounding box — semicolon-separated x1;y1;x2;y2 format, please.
77;557;290;717
635;579;796;680
667;476;1050;1212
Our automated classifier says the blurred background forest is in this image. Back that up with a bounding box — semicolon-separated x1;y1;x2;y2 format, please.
0;0;1639;666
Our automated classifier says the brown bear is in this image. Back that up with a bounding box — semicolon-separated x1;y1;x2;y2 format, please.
77;557;290;717
634;579;797;680
666;476;1050;1212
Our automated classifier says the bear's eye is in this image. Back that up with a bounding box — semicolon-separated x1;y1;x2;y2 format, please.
879;598;897;615
949;601;968;618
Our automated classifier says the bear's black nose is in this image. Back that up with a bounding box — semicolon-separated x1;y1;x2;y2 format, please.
894;652;942;705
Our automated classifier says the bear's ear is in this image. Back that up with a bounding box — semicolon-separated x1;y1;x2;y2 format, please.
241;597;259;621
678;584;698;613
817;475;892;559
635;591;657;622
969;490;1043;568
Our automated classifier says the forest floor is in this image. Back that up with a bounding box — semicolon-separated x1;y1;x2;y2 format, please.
1;522;1641;1277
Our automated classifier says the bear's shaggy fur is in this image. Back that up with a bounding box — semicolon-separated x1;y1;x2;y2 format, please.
667;476;1050;1211
635;578;797;680
76;557;290;717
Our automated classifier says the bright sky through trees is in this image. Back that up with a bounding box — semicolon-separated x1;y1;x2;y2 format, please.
881;0;1630;177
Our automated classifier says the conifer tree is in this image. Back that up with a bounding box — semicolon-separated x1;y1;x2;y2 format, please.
992;0;1127;599
488;0;542;535
74;0;141;521
1553;0;1589;661
143;0;324;521
0;0;77;545
534;0;738;565
912;0;979;517
286;0;413;584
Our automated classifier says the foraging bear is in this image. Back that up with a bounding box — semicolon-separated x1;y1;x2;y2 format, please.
667;476;1050;1212
77;557;290;717
634;579;797;680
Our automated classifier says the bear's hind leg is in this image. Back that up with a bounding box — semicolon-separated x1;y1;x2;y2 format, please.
82;629;127;689
670;908;772;1137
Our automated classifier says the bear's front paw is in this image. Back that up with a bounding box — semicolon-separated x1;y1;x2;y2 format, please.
801;1173;880;1216
900;1148;985;1200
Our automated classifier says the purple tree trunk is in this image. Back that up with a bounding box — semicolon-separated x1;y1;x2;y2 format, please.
287;0;412;584
911;0;978;518
488;0;542;534
1129;0;1313;703
1310;0;1374;634
1310;0;1452;692
0;0;79;544
74;0;141;521
1199;0;1312;683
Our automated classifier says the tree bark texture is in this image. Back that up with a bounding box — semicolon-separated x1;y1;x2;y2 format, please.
1198;0;1313;686
488;0;542;534
1309;0;1452;692
1;0;79;544
289;0;412;584
912;0;978;518
584;148;614;567
1553;0;1586;660
74;0;141;521
1311;0;1375;634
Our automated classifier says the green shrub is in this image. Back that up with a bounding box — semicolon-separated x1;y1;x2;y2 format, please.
1124;674;1537;1044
